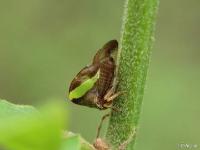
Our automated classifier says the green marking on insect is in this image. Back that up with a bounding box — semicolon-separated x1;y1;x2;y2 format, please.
69;71;99;100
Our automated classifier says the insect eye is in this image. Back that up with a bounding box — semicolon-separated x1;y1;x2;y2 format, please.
72;98;81;104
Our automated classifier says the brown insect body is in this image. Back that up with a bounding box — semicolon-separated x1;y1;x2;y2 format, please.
69;40;118;110
96;57;115;108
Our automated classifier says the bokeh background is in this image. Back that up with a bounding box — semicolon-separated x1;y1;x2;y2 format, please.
0;0;199;150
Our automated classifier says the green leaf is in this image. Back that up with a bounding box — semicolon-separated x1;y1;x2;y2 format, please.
0;100;38;118
62;132;95;150
61;135;81;150
0;99;67;150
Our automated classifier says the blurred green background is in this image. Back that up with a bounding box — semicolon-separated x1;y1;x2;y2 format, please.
0;0;199;150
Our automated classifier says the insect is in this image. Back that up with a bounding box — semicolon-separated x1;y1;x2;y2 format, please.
68;40;121;110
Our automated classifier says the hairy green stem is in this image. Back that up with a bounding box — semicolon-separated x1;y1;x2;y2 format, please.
106;0;159;149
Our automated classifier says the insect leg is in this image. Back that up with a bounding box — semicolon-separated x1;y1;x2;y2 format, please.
96;113;110;138
106;91;124;102
103;87;115;100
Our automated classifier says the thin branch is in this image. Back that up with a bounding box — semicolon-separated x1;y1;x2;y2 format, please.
106;0;159;149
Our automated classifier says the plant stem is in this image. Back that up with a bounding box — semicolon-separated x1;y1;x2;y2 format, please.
106;0;159;149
